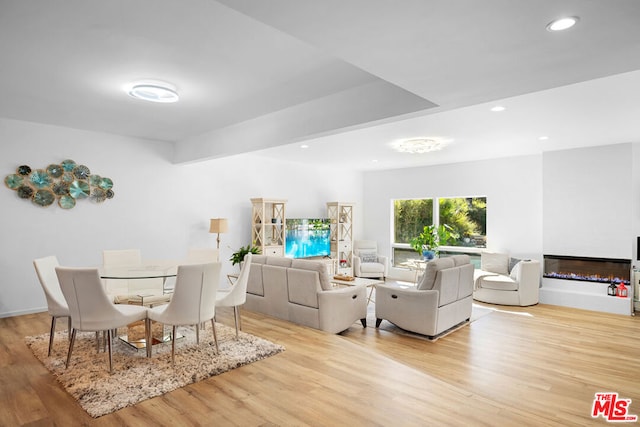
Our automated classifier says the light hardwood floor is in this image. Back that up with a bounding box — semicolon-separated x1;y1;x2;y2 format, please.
1;302;639;426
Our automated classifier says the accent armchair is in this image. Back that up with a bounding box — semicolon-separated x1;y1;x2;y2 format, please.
473;252;540;306
353;240;388;279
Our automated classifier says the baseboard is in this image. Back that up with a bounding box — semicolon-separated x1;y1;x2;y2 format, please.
0;306;47;319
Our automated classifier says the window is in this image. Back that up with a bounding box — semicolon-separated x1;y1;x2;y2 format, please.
392;197;486;267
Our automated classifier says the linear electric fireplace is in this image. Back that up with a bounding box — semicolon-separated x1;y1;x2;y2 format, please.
543;255;631;285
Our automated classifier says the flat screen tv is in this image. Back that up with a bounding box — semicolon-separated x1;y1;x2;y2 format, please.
285;218;331;259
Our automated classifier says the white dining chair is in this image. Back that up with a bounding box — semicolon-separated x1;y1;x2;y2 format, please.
146;262;221;364
216;253;252;339
33;256;71;356
56;266;148;373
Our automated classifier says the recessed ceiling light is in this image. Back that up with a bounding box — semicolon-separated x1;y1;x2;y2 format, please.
546;16;579;32
538;136;549;141
490;106;506;112
127;81;179;103
371;159;378;163
393;138;446;154
300;144;309;149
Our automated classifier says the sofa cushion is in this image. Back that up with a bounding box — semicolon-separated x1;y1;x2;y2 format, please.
417;257;455;290
291;259;332;290
359;250;378;263
481;252;509;275
360;262;385;273
287;268;320;308
251;255;268;264
267;257;293;268
450;254;470;266
478;274;518;291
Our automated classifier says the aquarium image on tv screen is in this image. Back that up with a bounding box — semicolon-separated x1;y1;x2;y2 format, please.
285;218;331;259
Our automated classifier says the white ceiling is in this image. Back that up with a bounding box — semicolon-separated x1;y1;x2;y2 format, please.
2;0;640;170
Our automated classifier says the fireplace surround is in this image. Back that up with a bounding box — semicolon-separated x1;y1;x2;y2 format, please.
539;254;634;315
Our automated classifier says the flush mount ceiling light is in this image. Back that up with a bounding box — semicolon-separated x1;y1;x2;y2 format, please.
490;105;506;112
393;138;446;154
546;16;579;32
127;81;179;103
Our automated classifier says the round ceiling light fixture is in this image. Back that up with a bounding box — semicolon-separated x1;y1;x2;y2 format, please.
393;138;447;154
546;16;579;32
126;80;179;103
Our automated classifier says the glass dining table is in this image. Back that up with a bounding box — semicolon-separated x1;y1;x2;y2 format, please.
99;260;179;350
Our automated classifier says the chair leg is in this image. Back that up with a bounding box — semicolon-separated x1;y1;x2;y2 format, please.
196;323;200;344
145;318;152;358
107;330;113;374
211;319;219;354
233;306;240;339
171;325;177;366
65;329;77;369
48;316;57;357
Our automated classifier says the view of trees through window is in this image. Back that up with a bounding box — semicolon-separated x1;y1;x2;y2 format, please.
393;197;487;266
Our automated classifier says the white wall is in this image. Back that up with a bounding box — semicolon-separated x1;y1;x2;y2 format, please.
0;118;362;317
543;143;633;259
362;155;544;263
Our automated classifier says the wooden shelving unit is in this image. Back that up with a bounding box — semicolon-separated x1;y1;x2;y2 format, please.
327;202;354;275
251;198;287;257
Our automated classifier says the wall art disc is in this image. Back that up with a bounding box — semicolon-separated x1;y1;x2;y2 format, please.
61;159;76;172
58;195;76;209
17;165;32;175
73;164;91;180
29;169;52;189
4;174;23;189
69;180;90;199
33;189;55;207
17;185;34;199
46;164;63;178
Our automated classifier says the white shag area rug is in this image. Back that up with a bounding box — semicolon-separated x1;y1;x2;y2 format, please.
25;323;285;418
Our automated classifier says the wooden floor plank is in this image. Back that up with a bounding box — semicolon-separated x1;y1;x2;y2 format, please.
1;303;639;426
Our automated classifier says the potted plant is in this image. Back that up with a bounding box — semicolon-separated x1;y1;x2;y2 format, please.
410;224;456;260
230;244;261;266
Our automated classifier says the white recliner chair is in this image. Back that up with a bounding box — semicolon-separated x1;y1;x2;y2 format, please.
353;240;388;279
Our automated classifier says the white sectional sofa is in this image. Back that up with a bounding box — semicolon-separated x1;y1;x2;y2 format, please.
375;255;474;338
243;255;368;334
472;252;540;306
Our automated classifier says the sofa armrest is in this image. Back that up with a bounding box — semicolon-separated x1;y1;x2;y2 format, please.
353;255;363;276
514;260;541;305
377;255;389;276
317;285;367;333
375;284;439;331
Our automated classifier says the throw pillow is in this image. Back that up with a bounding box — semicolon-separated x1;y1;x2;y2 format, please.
510;261;522;280
509;257;521;273
481;252;509;275
359;250;378;263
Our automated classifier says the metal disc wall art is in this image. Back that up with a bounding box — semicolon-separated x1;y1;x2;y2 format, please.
4;159;115;209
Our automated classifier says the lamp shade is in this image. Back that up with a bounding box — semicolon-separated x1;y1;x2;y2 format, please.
209;218;228;234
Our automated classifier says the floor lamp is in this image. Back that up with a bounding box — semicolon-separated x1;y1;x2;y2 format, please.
209;218;228;251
